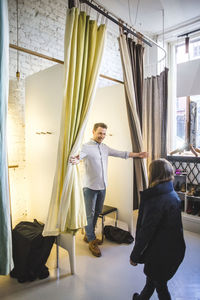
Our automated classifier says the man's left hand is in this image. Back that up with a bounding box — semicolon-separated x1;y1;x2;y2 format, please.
69;155;80;165
138;152;148;158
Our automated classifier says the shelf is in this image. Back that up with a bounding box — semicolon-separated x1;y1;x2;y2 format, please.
167;156;200;233
174;174;187;177
182;212;200;222
167;155;200;163
176;191;186;194
175;192;200;199
182;212;200;234
187;196;200;202
175;191;200;199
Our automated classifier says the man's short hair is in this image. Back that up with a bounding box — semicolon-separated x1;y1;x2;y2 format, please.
93;123;108;131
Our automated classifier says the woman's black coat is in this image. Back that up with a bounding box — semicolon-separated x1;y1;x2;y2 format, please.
130;181;186;281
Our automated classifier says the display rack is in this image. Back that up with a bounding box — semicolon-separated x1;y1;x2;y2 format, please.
167;155;200;234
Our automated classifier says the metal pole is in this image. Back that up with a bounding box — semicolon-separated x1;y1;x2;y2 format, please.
79;0;167;61
79;0;152;47
9;43;124;84
68;0;76;9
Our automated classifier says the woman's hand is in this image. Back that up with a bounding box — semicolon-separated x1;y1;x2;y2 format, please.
130;258;138;266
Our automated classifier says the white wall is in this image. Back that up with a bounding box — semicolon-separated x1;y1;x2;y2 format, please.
8;1;124;223
26;64;133;232
25;64;64;223
84;85;133;233
177;58;200;97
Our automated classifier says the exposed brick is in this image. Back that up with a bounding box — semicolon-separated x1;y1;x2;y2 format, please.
8;0;125;223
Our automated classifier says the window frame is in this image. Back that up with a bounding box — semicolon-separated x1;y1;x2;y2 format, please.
167;33;200;153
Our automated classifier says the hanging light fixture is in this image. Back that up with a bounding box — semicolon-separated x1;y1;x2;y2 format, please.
16;0;20;79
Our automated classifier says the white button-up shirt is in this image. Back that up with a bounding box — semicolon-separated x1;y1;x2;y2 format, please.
79;139;129;190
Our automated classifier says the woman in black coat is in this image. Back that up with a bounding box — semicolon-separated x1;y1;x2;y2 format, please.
130;159;186;300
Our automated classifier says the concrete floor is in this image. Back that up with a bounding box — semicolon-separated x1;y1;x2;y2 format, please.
0;216;200;300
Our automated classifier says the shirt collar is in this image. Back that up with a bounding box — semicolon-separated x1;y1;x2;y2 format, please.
90;138;101;145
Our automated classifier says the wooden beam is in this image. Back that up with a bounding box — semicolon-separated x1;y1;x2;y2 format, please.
100;74;123;84
10;43;64;65
9;43;124;84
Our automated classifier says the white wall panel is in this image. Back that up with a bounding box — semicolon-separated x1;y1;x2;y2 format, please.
26;64;133;232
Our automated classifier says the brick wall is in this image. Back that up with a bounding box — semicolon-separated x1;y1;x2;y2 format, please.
8;0;123;224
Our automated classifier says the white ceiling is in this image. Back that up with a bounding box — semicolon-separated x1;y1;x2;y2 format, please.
96;0;200;37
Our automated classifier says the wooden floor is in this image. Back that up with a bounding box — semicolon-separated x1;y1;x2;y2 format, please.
0;216;200;300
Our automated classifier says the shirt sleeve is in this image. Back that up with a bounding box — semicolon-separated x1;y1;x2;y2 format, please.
79;144;88;160
107;146;129;159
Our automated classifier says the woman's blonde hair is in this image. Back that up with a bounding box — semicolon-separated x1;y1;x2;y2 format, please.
148;159;174;188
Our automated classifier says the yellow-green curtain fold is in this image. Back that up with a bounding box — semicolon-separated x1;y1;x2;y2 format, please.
43;8;106;236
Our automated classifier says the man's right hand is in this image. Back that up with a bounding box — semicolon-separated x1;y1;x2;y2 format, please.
69;155;80;165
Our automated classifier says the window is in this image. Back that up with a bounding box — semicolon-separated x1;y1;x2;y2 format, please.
176;95;200;148
174;36;200;150
176;97;186;147
176;37;200;63
191;95;200;148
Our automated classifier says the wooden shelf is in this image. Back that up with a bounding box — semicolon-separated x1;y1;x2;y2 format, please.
167;155;200;163
182;212;200;222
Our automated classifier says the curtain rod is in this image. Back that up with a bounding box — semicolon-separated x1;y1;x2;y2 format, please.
178;28;200;38
9;43;124;84
79;0;151;47
78;0;167;61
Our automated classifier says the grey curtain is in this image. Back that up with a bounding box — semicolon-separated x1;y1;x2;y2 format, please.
127;38;144;128
0;0;14;275
119;34;148;210
143;68;169;168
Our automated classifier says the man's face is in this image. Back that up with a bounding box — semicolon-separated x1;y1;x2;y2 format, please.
93;127;107;144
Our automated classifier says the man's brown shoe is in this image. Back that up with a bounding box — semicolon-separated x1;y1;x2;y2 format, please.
89;240;101;257
84;235;103;245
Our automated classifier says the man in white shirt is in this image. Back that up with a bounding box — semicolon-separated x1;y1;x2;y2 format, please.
71;123;147;257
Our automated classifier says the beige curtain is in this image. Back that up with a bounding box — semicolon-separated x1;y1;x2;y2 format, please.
143;68;169;169
0;0;14;275
118;33;148;210
43;8;106;236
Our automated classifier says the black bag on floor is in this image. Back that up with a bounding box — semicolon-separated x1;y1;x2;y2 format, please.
10;219;55;283
104;225;134;244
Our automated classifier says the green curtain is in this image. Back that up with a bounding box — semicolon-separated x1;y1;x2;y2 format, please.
0;0;14;275
43;8;106;236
